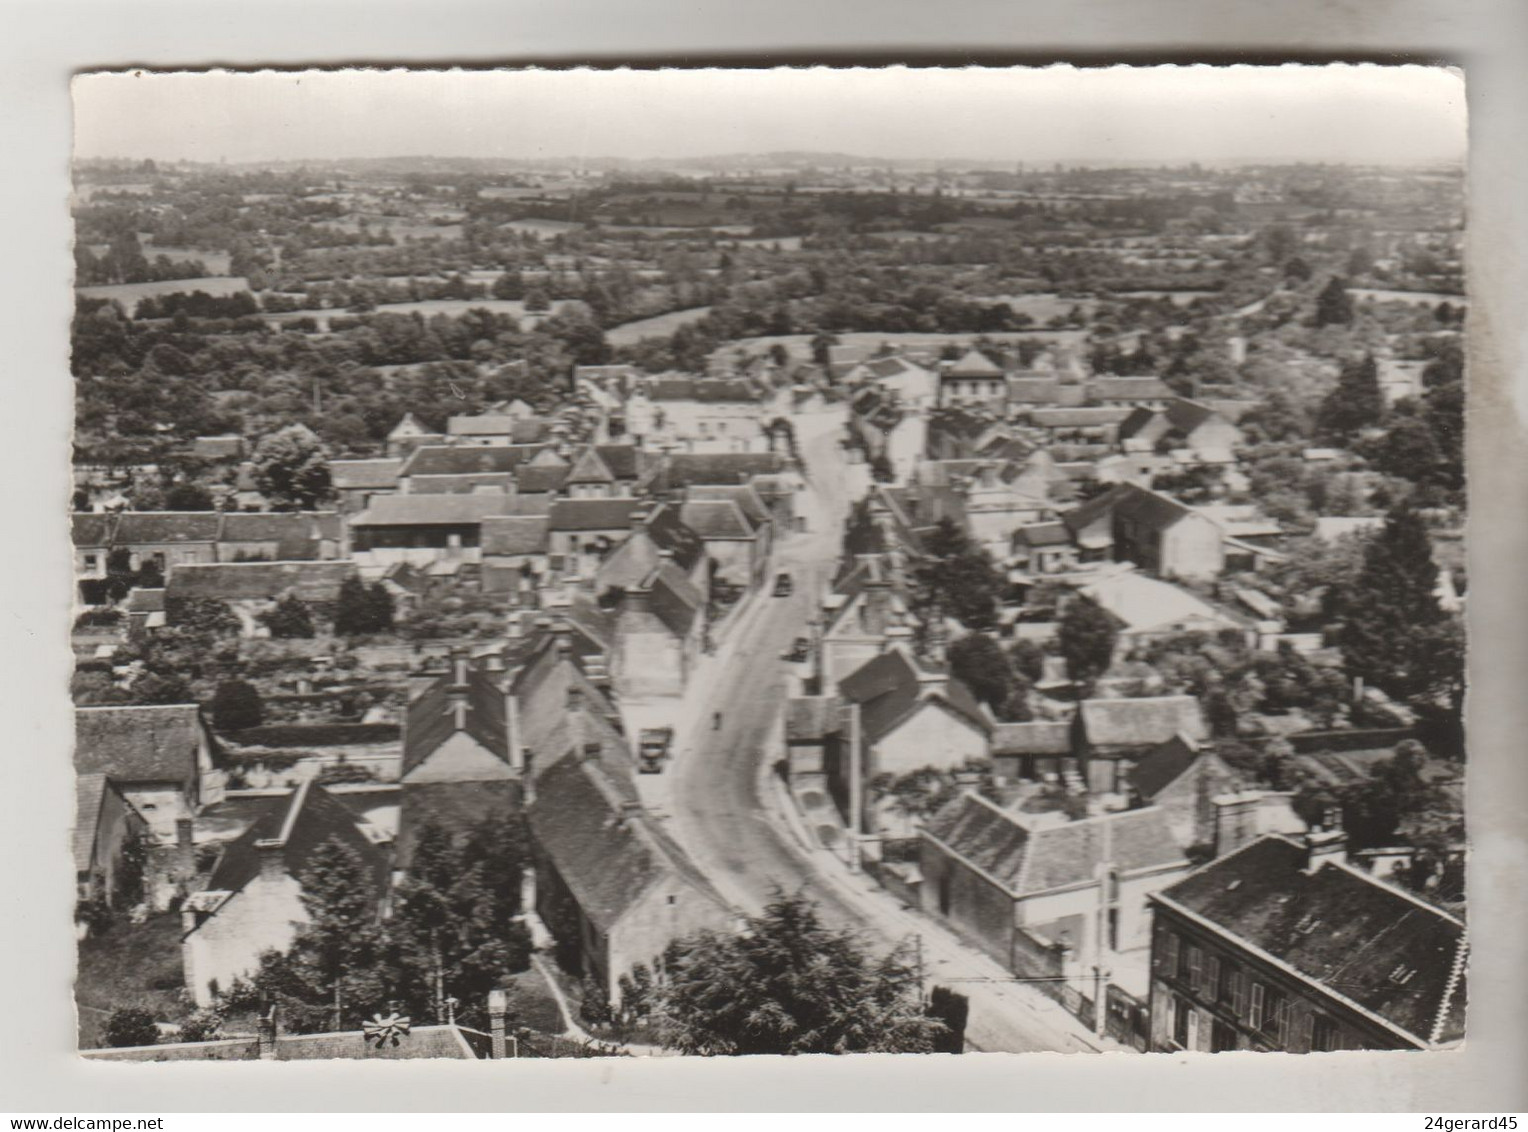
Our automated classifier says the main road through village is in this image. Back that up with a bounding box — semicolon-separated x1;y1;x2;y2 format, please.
659;407;1119;1054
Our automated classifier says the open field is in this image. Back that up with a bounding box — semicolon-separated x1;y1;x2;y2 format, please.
605;306;714;345
78;276;251;304
979;293;1098;322
76;913;189;1048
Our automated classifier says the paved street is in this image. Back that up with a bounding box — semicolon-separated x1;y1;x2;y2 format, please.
659;408;1120;1054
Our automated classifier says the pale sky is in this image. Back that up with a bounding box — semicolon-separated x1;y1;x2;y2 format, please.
72;66;1467;167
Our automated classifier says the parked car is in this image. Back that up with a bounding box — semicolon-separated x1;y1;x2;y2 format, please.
638;727;673;774
773;572;794;597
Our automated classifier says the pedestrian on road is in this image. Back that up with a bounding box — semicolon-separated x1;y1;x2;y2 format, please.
713;711;723;730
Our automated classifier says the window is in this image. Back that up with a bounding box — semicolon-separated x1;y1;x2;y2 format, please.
1186;945;1203;992
84;554;98;571
1211;1019;1238;1053
1263;987;1289;1043
1309;1012;1340;1053
1250;982;1265;1028
1172;998;1192;1048
1161;930;1180;975
1107;907;1120;953
1206;955;1221;1001
1216;958;1237;1007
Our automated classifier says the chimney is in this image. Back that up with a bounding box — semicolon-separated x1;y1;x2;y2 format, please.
482;651;505;674
1212;790;1263;857
255;838;286;883
487;989;508;1060
449;645;470;688
257;1004;278;1060
1303;808;1348;873
618;799;644;826
175;818;195;877
629;506;652;532
552;617;573;658
882;623;914;654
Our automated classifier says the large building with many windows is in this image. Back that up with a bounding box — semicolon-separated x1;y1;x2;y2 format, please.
1145;831;1466;1052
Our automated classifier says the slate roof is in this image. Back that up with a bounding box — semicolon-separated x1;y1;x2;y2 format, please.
839;649;991;745
547;498;643;532
329;458;404;491
924;793;1185;896
398;444;546;478
527;753;727;933
1127;733;1212;800
1062;482;1201;539
1007;378;1064;404
166;561;357;603
126;586;165;613
1079;696;1208;750
75;704;212;784
112;512;222;545
1029;408;1133;429
593;444;645;480
1013;521;1071;549
402;662;510;776
785;697;838;743
1091;377;1173;401
200;780;390;904
217;511;331;546
643;503;706;572
646;563;703;638
680;499;757;539
565;447;615;484
1156;836;1466;1047
481;515;550;556
74;773;112;873
352;494;516;527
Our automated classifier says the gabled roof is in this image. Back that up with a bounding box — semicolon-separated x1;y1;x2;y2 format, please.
925;793;1185;897
527;753;727;933
642;502;706;572
646;562;704;638
946;349;1005;379
112;512;222;545
547;498;643;532
990;721;1073;757
408;472;516;496
398;444;546;478
402;661;511;776
1091;377;1173;401
329;458;404;491
839;649;991;744
75;704;212;784
1076;571;1244;636
1029;407;1133;428
593;444;645;480
564;446;615;485
217;511;332;546
1006;377;1064;404
1156;836;1466;1047
1079;695;1208;749
200;780;389;904
481;515;550;556
1013;521;1071;549
1062;482;1202;538
165;560;357;603
511;464;570;494
351;493;516;527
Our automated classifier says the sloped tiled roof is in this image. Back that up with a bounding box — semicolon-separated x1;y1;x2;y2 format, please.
1091;377;1173;401
512;464;570;494
925;793;1184;896
217;512;330;546
352;493;516;527
74;773;111;873
1157;836;1466;1047
166;560;357;603
990;721;1073;757
1127;733;1212;801
593;444;645;480
75;704;211;784
679;499;756;539
112;512;222;544
946;349;1005;379
1079;695;1207;749
548;498;643;532
527;754;727;933
398;444;546;478
446;414;519;436
654;452;785;490
481;515;550;557
201;780;389;904
329;458;403;491
409;473;515;496
565;446;615;484
839;649;990;744
402;662;511;776
72;512;116;547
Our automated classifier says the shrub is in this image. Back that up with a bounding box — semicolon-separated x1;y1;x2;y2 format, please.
210;680;264;732
104;1006;160;1048
260;595;315;639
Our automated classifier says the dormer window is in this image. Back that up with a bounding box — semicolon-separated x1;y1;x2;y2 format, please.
1387;964;1417;986
1295;913;1321;935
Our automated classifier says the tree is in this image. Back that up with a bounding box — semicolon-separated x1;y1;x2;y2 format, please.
365;582;395;633
1314;276;1354;328
391;818;533;1030
654;889;945;1055
210;680;263;732
260;594;315;639
250;424;333;510
132;671;192;705
333;576;374;636
948;633;1030;721
104;1006;160;1048
1316;353;1384;444
911;518;1001;631
1335;503;1446;700
164;596;240;640
1057;598;1119;693
163;482;215;511
810;330;840;369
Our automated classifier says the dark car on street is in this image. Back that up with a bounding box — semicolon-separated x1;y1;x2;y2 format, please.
773;572;794;597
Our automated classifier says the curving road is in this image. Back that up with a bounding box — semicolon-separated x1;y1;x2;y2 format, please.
661;410;1117;1054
